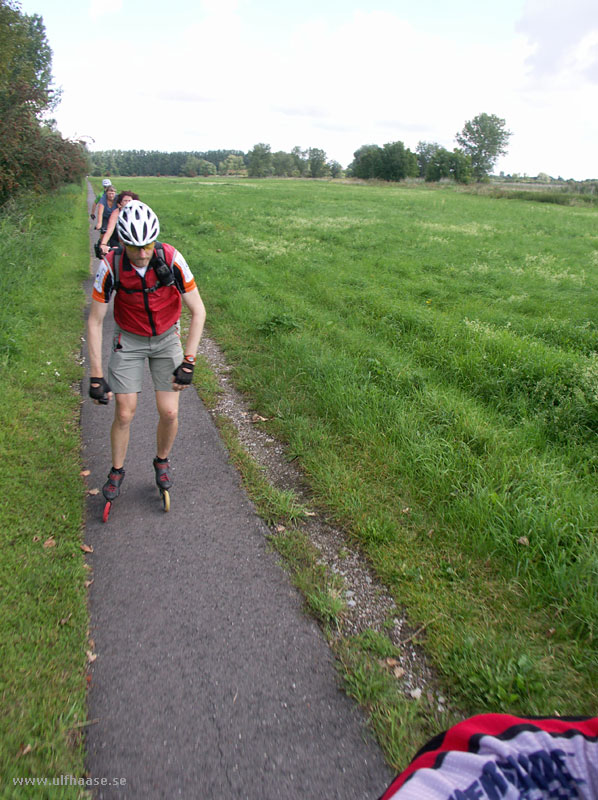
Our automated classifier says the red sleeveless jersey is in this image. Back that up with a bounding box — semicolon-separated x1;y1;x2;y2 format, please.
92;242;197;337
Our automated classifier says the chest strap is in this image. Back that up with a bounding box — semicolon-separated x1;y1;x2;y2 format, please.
112;242;170;293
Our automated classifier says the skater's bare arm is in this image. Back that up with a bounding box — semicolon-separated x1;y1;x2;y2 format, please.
95;203;104;231
99;209;119;253
171;289;206;392
181;288;206;358
88;298;109;377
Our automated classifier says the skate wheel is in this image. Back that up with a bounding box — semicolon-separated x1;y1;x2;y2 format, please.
102;501;112;523
161;489;170;512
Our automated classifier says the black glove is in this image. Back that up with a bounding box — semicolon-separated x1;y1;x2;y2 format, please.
90;213;95;220
173;360;194;385
89;376;111;404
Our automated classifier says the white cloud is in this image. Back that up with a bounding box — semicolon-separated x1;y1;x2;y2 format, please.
567;30;598;84
517;0;598;80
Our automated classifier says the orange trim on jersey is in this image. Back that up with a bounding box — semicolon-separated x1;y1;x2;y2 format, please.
175;262;197;293
92;261;113;303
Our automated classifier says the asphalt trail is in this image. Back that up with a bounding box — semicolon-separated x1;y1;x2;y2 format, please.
82;186;392;798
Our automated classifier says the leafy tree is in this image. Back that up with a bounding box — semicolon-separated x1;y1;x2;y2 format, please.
182;155;201;177
197;158;216;177
416;141;443;178
307;147;328;178
380;141;418;181
181;156;216;177
219;154;245;175
423;147;450;182
447;149;472;184
455;113;512;180
349;145;383;179
349;142;417;182
200;149;244;170
328;160;343;178
271;151;295;177
247;143;273;177
0;2;57;115
416;141;472;184
291;146;309;177
0;0;87;203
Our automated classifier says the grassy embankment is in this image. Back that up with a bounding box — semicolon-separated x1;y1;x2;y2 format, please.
101;176;598;766
0;185;90;796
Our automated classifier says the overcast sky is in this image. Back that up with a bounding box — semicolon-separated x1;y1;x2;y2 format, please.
20;0;598;179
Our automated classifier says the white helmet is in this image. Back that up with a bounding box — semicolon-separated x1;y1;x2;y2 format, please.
117;201;160;246
102;178;112;187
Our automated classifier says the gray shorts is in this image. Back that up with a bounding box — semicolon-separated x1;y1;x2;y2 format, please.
107;324;183;394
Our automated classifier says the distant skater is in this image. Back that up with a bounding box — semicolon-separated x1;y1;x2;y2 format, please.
97;190;140;255
91;178;114;221
87;200;206;517
94;184;118;235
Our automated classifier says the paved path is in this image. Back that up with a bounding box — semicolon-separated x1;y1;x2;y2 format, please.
82;187;392;798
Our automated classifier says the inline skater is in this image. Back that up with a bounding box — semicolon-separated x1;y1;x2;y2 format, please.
87;201;206;520
91;178;114;221
94;185;118;236
97;190;139;256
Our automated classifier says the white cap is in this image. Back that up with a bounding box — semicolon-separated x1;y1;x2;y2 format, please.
102;179;112;187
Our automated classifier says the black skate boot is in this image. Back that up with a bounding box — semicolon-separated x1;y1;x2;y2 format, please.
102;467;125;501
153;457;172;491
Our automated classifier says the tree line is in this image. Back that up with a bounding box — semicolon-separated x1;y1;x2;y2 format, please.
88;146;344;180
349;114;511;183
89;149;248;178
90;114;511;184
0;0;88;207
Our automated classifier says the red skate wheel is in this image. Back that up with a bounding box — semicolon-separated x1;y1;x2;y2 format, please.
102;501;112;523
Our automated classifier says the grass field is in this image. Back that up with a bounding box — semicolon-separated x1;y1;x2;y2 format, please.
0;185;90;796
96;177;598;757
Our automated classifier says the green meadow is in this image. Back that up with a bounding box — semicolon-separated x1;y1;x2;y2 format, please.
106;177;598;739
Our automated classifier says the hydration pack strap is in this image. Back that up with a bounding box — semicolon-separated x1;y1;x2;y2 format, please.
112;242;169;294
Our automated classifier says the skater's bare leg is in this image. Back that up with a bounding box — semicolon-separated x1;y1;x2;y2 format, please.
155;390;180;459
111;393;138;469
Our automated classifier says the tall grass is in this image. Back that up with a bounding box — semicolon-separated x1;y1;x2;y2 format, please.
472;187;598;206
106;177;598;715
0;185;90;793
